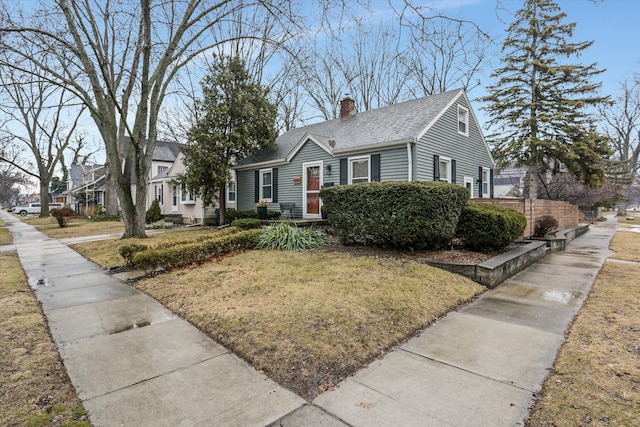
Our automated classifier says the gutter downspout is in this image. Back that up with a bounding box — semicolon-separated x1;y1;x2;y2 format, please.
407;141;414;182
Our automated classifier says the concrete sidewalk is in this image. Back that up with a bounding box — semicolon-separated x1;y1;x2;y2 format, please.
2;210;616;426
1;211;306;426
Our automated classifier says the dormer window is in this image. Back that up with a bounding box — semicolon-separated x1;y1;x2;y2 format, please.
458;105;469;136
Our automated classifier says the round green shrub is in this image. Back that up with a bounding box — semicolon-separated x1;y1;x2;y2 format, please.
319;181;469;249
456;202;527;251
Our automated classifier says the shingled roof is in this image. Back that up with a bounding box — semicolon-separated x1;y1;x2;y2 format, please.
237;88;464;167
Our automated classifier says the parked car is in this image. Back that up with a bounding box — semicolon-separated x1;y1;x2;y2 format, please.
12;203;63;216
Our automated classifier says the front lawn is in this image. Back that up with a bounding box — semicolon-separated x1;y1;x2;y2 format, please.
68;226;490;400
132;249;483;400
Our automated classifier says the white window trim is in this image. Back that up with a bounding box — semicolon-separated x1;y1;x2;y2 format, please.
482;167;490;198
458;105;469;137
438;156;452;183
464;176;474;198
259;168;273;202
348;155;371;184
226;170;236;205
180;185;196;204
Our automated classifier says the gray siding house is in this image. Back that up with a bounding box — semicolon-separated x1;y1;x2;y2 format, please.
233;88;495;219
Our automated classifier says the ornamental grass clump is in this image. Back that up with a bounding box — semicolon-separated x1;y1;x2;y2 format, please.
256;222;328;250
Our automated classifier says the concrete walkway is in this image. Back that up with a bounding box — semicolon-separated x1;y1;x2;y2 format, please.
1;210;617;426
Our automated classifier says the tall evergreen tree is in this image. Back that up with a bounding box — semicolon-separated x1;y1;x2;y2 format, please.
481;0;610;198
180;56;277;225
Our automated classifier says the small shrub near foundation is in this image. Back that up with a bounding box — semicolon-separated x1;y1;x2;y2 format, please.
534;215;559;237
456;202;526;251
256;222;328;250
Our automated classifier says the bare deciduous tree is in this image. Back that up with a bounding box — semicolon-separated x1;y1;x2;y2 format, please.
597;77;640;215
0;0;304;237
0;46;86;217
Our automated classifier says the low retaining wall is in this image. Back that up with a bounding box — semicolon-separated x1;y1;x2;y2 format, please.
416;224;590;288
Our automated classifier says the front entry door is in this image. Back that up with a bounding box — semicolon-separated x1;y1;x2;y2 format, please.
303;162;322;218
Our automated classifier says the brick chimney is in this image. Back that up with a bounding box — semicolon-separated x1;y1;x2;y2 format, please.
340;94;355;119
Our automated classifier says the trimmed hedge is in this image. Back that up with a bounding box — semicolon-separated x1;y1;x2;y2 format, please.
132;229;262;272
119;244;149;267
456;202;527;251
225;209;280;224
153;227;242;250
225;209;258;223
319;181;469;249
231;218;262;229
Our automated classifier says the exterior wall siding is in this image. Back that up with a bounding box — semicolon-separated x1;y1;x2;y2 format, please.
415;96;494;198
236;142;409;217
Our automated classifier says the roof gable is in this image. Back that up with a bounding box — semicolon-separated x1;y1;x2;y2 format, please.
237;89;466;167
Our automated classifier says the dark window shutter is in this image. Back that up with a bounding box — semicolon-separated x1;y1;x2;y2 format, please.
371;154;381;182
433;155;440;181
478;166;483;198
340;158;348;185
489;168;494;198
272;168;278;202
451;159;457;184
254;170;259;203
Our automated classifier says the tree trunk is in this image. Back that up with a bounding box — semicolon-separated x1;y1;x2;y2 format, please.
39;181;50;218
218;185;226;225
104;162;119;216
617;202;628;216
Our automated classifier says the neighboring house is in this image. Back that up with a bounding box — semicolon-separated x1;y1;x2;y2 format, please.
233;89;495;219
493;167;526;198
66;164;107;214
130;138;181;211
146;146;237;224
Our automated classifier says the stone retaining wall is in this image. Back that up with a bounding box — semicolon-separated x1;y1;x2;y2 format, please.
416;224;590;288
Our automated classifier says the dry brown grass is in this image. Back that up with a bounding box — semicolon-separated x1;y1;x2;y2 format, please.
527;233;640;426
609;231;640;262
0;252;89;427
38;219;124;239
0;227;11;245
134;249;484;399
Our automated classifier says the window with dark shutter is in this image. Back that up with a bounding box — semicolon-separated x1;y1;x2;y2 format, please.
451;160;457;184
371;154;381;182
433;155;440;181
340;158;348;185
